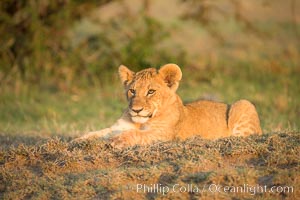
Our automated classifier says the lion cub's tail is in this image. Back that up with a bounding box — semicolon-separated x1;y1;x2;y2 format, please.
228;99;262;136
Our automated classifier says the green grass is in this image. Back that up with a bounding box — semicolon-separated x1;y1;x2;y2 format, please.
0;83;125;139
1;56;299;144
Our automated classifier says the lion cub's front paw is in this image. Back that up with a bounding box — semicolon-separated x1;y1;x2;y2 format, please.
110;136;126;149
110;131;137;148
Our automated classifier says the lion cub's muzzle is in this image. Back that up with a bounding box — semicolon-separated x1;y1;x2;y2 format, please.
129;107;153;124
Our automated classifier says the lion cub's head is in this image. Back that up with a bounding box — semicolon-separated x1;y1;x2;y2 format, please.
119;64;182;124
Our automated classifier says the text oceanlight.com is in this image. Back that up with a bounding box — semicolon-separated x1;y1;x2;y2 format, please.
135;183;294;196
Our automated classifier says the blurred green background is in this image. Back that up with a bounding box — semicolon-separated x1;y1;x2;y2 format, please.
0;0;299;142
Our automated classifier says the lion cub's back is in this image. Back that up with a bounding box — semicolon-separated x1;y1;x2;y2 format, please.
177;99;262;140
178;100;230;139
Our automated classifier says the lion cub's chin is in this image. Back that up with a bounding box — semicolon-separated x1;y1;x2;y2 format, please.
131;116;149;124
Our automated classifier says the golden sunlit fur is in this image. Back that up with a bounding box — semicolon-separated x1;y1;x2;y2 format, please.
79;64;262;147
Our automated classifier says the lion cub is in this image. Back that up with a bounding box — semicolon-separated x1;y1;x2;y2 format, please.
79;64;262;147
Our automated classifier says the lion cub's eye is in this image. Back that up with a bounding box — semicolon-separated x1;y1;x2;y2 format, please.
147;89;156;95
129;89;136;95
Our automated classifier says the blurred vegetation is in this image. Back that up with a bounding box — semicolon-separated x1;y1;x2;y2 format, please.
0;0;186;90
0;0;299;137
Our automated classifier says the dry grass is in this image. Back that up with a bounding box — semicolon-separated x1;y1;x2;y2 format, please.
0;132;299;199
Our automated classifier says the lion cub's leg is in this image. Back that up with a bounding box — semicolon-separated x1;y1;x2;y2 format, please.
228;99;262;136
77;118;137;141
78;128;113;140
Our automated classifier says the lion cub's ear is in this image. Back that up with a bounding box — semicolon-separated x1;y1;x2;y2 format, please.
119;65;134;86
159;64;182;91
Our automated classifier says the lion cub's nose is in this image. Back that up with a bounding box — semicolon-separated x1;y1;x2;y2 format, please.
131;107;143;114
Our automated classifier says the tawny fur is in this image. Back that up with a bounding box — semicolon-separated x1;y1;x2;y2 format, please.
79;64;262;147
